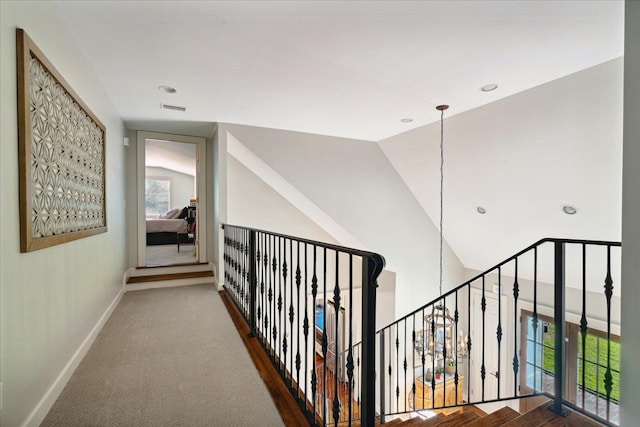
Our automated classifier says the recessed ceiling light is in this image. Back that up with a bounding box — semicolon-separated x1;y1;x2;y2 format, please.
562;205;577;215
481;84;498;92
158;85;177;94
400;118;413;123
476;206;487;214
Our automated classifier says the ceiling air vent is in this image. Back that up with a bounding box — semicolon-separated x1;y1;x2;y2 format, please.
160;103;186;112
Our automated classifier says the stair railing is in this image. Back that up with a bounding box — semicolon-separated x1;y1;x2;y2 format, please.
222;224;385;426
370;238;620;426
223;228;620;426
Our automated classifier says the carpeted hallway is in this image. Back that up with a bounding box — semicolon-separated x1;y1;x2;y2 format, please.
41;285;285;426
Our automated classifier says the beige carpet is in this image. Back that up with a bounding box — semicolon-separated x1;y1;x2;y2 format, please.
146;244;197;267
42;285;285;426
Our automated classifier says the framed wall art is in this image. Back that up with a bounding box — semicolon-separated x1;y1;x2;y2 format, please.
16;28;107;252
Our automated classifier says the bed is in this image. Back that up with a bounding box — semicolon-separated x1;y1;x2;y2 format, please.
146;207;193;245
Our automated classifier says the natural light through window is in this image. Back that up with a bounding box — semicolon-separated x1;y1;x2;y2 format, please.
145;177;170;217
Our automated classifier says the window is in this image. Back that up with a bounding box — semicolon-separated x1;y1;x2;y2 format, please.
521;310;620;424
145;177;170;217
575;327;620;414
523;314;555;395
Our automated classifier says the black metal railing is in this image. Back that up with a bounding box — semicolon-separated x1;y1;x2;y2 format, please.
369;238;621;425
222;224;385;426
223;228;621;426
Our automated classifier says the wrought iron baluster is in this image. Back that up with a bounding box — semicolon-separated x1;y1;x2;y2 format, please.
256;233;262;332
277;237;284;373
533;247;539;393
347;254;353;424
402;319;407;413
282;238;288;376
513;258;519;397
497;267;502;400
271;234;277;359
262;233;268;343
421;308;426;412
249;230;257;336
388;328;393;414
411;315;416;413
322;247;328;425
395;323;400;410
379;330;386;422
467;281;472;400
311;245;318;424
295;241;301;398
580;244;588;409
481;275;486;401
454;291;459;406
332;250;341;426
303;243;309;411
604;245;614;420
442;297;447;408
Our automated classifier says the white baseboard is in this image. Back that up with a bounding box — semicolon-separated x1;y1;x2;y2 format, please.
122;267;134;286
23;287;124;427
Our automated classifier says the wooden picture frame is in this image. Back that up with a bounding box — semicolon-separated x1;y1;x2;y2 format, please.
17;28;107;252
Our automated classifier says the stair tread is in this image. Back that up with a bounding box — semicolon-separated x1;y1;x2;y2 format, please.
127;270;213;283
463;405;489;418
402;418;426;426
415;413;447;426
383;419;405;426
501;404;560;427
435;410;480;426
465;406;521;427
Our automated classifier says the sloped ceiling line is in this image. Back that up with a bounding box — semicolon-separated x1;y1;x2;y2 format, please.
226;131;366;250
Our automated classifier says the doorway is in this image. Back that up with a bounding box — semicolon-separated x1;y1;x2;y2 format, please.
136;131;207;267
469;288;509;413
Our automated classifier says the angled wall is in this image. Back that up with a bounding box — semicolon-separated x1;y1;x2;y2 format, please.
217;123;465;318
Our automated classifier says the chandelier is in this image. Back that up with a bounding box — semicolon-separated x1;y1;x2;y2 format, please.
412;105;468;363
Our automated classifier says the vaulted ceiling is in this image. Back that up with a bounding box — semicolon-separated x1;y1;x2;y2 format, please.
53;1;625;271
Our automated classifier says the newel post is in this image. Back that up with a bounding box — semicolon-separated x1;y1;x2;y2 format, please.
248;229;257;337
551;241;569;416
361;254;384;427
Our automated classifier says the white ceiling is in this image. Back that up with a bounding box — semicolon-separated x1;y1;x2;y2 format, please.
145;139;196;176
54;1;624;141
53;1;625;273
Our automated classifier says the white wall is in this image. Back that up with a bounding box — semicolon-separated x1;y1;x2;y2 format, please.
227;156;339;243
378;58;623;274
145;166;195;213
217;123;465;319
0;2;128;426
621;1;640;425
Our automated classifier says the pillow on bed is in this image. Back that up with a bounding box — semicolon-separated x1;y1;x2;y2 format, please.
165;208;180;219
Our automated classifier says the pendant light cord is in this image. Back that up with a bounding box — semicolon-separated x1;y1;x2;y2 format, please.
439;108;444;297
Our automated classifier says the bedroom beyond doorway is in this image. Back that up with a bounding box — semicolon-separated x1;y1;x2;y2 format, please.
135;131;208;268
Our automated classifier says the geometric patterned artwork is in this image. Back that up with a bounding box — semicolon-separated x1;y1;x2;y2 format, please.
17;29;107;252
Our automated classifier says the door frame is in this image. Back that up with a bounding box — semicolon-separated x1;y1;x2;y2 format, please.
136;131;207;267
469;287;509;412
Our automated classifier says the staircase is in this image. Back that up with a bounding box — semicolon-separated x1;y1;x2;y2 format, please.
221;225;620;427
126;263;215;291
363;404;604;427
